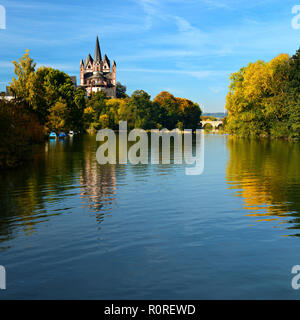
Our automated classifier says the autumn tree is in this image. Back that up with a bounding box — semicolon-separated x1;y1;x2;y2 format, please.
46;99;69;132
154;91;180;129
177;97;202;130
154;92;202;130
8;49;36;104
225;53;292;137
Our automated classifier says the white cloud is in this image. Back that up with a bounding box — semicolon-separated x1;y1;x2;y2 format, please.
118;67;228;79
36;63;78;72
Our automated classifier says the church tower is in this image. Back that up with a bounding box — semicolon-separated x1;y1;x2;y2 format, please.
93;36;102;73
79;36;117;98
80;59;85;86
112;61;116;86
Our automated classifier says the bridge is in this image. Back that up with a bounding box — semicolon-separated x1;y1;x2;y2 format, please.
201;120;223;130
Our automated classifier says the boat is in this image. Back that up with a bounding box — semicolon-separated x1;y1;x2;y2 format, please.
49;132;57;139
59;132;67;139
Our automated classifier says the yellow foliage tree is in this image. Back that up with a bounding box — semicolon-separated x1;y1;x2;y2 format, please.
225;53;291;137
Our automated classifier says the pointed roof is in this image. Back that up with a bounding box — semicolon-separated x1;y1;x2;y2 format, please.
85;54;93;66
112;60;116;67
102;54;110;68
94;36;102;62
80;59;84;67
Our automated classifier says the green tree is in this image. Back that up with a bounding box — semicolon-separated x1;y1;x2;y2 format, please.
46;100;69;132
84;91;108;131
29;67;75;124
116;82;128;99
154;91;180;129
287;48;300;139
105;98;124;129
127;90;157;129
71;87;86;131
177;97;202;130
8;49;36;104
154;91;201;130
289;47;300;90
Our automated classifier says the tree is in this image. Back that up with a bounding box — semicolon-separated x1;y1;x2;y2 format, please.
116;82;128;99
287;48;300;139
289;47;300;90
46;100;69;132
105;98;125;129
29;67;75;124
8;50;203;135
154;91;180;129
99;114;110;128
8;49;36;104
83;91;108;131
177;97;202;130
225;53;291;137
127;90;157;129
71;87;87;131
0;100;44;168
154;91;201;130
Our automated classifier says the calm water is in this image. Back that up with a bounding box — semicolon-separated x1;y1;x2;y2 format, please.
1;134;300;299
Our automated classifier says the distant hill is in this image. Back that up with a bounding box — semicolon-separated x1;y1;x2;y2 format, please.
203;112;227;120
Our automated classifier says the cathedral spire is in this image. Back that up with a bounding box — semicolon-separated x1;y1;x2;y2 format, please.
85;53;93;67
94;36;102;62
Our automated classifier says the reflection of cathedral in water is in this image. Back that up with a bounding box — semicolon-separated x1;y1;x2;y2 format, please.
79;150;117;222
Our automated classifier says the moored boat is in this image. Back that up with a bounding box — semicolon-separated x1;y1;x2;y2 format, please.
59;132;67;139
49;132;57;139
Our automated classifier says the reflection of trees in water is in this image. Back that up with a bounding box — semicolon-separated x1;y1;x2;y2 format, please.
226;137;300;236
0;138;86;248
0;143;62;248
0;132;201;249
0;136;119;250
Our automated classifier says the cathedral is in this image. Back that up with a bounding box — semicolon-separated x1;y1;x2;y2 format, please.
80;36;117;98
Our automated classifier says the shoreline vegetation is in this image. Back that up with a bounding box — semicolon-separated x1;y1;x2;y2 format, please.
1;45;299;169
225;47;300;140
0;50;202;169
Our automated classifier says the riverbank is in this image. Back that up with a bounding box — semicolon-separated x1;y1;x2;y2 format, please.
0;100;46;169
225;48;300;140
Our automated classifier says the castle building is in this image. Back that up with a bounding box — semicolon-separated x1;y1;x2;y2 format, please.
80;36;116;98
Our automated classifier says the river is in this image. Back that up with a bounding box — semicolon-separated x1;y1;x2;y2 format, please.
1;134;300;299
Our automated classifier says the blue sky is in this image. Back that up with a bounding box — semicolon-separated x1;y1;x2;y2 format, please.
0;0;299;112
